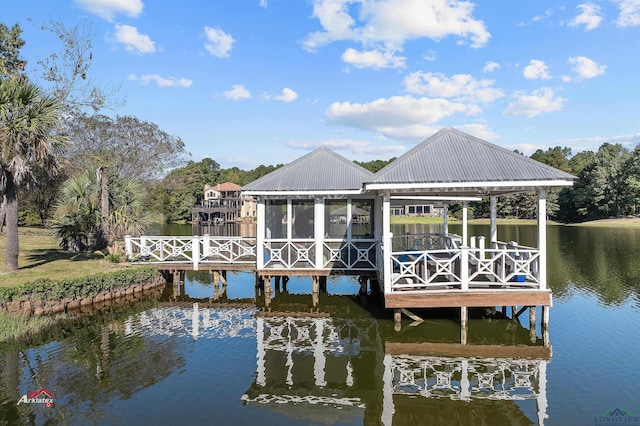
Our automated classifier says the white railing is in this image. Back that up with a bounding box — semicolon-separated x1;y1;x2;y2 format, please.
322;239;377;270
263;239;317;269
389;239;540;292
261;239;378;271
125;235;256;270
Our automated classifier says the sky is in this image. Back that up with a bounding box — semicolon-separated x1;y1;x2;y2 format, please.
3;0;640;169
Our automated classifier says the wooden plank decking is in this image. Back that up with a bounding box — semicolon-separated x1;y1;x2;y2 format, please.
384;289;552;308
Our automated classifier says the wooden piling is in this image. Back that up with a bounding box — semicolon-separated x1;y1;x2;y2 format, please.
460;307;468;345
529;306;537;343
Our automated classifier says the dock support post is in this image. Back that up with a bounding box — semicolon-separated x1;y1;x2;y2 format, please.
319;276;327;293
393;309;401;332
358;276;368;294
529;306;537;343
542;306;550;347
501;305;506;316
460;307;468;345
511;306;518;320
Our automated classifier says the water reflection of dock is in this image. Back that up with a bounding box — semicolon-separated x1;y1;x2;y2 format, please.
143;278;552;425
241;313;550;426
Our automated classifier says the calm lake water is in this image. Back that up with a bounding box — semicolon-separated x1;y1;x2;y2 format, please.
1;223;639;425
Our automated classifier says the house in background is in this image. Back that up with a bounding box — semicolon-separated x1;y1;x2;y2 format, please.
390;201;443;217
193;182;256;224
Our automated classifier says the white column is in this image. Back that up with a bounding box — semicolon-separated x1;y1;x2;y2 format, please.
537;189;547;290
257;198;265;268
314;197;324;268
443;204;449;234
462;201;468;247
382;193;392;295
286;199;293;239
124;236;133;260
192;236;200;271
490;196;498;248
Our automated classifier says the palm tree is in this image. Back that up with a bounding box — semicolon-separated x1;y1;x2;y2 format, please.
0;77;65;270
51;167;146;252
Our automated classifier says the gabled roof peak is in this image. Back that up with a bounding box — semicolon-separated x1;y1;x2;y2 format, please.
368;127;575;185
242;146;373;193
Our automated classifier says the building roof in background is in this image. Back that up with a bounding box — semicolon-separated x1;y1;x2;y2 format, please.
207;182;242;192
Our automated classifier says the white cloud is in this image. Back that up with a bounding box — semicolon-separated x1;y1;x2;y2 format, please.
273;88;298;103
114;24;155;54
483;61;500;73
510;143;549;156
517;8;555;26
342;48;406;69
455;123;499;141
555;132;640;151
403;72;504;103
423;50;437;61
503;87;566;118
73;0;143;21
523;59;551;80
204;26;235;58
568;56;607;78
612;0;640;26
303;0;490;64
259;0;268;7
286;139;406;156
223;85;251;100
129;74;192;88
326;95;476;140
570;3;603;30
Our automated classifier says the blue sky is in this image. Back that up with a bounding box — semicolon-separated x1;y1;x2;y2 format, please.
4;0;639;169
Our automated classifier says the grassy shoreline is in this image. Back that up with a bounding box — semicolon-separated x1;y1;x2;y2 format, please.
0;227;137;287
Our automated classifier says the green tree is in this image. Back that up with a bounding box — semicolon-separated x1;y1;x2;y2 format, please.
51;168;146;251
65;114;186;242
354;157;395;173
623;146;640;216
0;77;65;269
34;19;118;114
154;158;220;222
573;143;630;219
530;146;572;172
0;23;26;77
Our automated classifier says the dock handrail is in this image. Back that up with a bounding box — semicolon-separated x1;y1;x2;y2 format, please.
125;235;257;270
